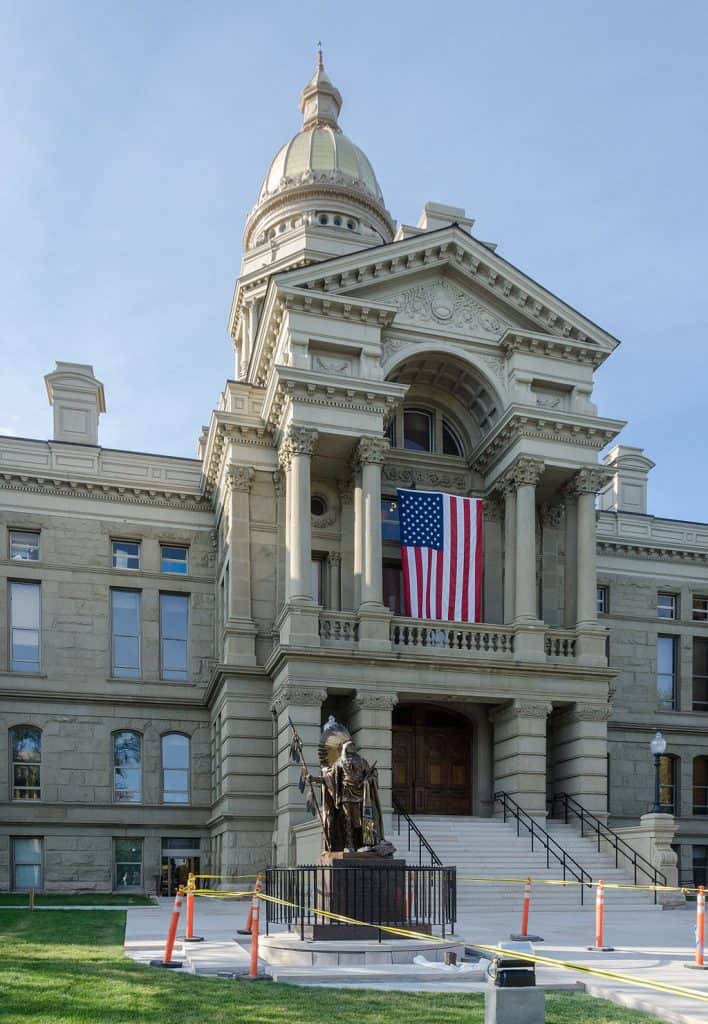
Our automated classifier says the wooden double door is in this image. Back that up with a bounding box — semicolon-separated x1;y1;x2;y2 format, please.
392;704;472;815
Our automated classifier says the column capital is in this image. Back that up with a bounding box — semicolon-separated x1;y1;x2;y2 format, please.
482;497;504;522
279;426;319;469
327;550;342;567
337;478;354;505
351;691;398;711
498;456;545;492
354;436;390;467
271;685;328;714
489;699;553;724
557;701;612;723
539;502;564;528
564;466;614;497
227;465;255;493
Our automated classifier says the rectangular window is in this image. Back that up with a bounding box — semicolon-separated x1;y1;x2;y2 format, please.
657;592;678;619
659;755;678;813
111;590;141;679
112;540;140;570
13;837;43;889
657;635;678;710
9;531;40;561
161;545;188;574
693;596;708;622
383;561;405;615
160;593;189;681
381;497;400;542
114;838;143;888
693;638;708;713
9;581;41;673
310;558;324;605
596;585;609;615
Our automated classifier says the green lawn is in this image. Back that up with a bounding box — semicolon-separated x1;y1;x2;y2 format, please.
0;892;155;906
0;910;662;1024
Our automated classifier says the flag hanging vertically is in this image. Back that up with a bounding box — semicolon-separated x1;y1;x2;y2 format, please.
396;488;483;623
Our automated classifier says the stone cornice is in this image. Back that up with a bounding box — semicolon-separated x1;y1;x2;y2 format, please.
279;225;620;354
473;406;624;476
597;540;708;565
501;329;608;367
202;414;274;500
263;365;407;433
0;471;211;512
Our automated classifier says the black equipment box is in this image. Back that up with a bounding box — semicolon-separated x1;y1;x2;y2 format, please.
490;956;536;988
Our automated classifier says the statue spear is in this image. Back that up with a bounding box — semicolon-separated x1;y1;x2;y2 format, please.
287;717;328;845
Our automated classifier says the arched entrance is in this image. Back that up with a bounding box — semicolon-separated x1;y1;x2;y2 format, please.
392;704;472;815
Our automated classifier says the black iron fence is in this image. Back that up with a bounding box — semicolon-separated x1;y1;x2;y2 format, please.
264;863;457;939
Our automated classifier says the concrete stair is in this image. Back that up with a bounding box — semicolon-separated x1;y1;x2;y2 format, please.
405;815;659;914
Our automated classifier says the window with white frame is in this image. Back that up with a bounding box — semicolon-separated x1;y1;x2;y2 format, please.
112;540;140;570
114;838;142;888
162;733;190;803
10;726;41;800
693;596;708;622
111;589;141;678
9;531;40;561
13;836;43;889
160;593;189;681
9;581;41;673
657;592;678;619
387;406;464;457
596;585;609;615
161;545;188;574
113;731;142;802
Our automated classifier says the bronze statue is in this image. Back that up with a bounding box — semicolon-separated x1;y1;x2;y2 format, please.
289;715;392;855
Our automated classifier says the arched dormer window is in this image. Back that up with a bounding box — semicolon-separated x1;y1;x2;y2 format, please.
387;406;464;457
10;725;41;800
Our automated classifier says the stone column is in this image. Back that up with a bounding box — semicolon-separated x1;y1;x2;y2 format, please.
338;480;355;611
278;427;320;646
347;692;398;826
356;437;389;608
502;483;516;624
224;465;256;664
272;686;327;865
327;551;342;610
352;469;363;609
483;497;504;624
550;702;610;818
566;467;613;665
512;458;544;623
540;504;564;627
490;699;552;817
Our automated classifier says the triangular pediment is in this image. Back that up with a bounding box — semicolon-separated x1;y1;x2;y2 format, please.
277;224;620;354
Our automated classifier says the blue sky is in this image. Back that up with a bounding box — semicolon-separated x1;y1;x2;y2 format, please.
1;1;706;520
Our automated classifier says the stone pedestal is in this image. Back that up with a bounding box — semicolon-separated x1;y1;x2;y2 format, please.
307;852;412;940
613;813;684;907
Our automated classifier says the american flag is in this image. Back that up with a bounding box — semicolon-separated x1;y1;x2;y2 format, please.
396;488;483;623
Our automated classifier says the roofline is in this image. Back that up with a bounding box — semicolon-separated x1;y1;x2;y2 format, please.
0;434;201;464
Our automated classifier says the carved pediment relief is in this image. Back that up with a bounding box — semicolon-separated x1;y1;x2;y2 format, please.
373;277;514;340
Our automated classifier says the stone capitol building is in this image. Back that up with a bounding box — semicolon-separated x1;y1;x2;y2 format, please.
2;55;707;897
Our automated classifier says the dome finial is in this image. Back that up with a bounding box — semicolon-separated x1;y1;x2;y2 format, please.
300;50;342;130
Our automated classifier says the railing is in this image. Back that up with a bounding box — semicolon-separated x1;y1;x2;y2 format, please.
264;863;456;939
391;618;515;654
318;612;359;644
551;793;666;903
495;791;593;904
544;629;577;658
392;796;442;867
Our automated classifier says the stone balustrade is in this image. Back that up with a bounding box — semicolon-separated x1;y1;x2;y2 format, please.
544;629;578;658
318;611;360;645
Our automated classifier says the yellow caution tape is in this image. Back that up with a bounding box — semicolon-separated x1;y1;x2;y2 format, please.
192;889;256;899
457;876;697;894
193;873;261;881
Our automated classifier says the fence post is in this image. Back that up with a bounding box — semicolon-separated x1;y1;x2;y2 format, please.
183;872;204;942
237;874;263;935
150;887;184;968
238;884;270;983
587;880;614;951
511;876;544;942
685;885;708;970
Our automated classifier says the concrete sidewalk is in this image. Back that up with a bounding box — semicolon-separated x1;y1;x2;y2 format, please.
124;899;708;1023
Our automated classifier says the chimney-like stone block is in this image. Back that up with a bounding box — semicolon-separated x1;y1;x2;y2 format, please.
44;362;106;446
599;444;655;515
416;201;475;234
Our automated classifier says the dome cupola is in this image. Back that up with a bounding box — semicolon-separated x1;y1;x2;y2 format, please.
243;50;394;257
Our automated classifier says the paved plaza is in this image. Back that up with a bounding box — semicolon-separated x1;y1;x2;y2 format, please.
124;898;708;1024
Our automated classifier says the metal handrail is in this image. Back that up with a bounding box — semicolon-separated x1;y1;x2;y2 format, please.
551;792;666;902
494;791;592;904
392;797;442;866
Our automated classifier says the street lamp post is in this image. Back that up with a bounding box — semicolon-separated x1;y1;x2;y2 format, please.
650;731;667;813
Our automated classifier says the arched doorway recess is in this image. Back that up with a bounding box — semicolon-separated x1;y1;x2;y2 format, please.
393;704;472;815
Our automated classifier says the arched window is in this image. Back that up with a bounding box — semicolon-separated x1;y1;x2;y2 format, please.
10;726;41;800
442;421;463;457
387;406;465;457
403;409;433;452
161;733;190;804
113;731;142;803
694;756;708;815
659;754;679;814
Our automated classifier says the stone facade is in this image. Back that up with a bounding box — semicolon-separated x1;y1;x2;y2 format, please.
1;55;705;893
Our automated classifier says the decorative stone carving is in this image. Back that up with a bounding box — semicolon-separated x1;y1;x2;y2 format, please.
327;551;342;567
383;463;467;491
386;279;510;337
481;354;505;381
380;336;408;366
279;426;319;468
271;686;328;714
355;436;390;466
351;692;398;711
498;457;545;493
337;478;353;505
567;703;612;722
272;470;284;498
313;356;351;375
540;503;564;528
565;467;615;496
482;497;504;522
227;465;255;492
490;700;552;723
